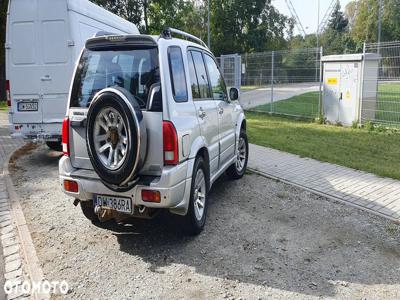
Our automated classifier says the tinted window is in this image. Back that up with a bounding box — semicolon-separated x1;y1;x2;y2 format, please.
168;47;188;102
191;51;211;99
70;48;159;108
204;54;227;101
187;52;201;99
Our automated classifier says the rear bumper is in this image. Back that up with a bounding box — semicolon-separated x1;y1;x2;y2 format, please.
9;121;62;141
59;156;193;215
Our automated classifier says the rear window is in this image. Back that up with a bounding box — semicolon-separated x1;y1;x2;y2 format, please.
70;48;159;108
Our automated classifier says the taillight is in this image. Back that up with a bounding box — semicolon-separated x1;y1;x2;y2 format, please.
62;117;70;156
64;180;78;193
5;80;11;107
163;121;178;165
141;190;161;203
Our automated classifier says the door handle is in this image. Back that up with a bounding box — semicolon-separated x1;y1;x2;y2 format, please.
41;75;52;81
198;108;206;119
218;107;224;115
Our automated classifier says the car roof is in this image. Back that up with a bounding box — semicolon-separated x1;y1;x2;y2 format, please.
86;33;211;54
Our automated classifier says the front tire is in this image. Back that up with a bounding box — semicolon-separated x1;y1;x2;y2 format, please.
182;157;208;235
226;129;249;179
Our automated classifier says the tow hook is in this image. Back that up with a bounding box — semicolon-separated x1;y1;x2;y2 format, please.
94;205;102;215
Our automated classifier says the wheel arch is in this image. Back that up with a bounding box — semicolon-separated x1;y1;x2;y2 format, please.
236;113;246;139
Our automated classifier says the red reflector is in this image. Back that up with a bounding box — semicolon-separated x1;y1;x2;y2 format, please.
5;80;11;107
141;190;161;203
62;117;70;156
64;180;78;193
163;121;178;165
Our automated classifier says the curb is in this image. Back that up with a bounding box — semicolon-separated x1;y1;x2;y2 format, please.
248;167;400;224
1;149;49;300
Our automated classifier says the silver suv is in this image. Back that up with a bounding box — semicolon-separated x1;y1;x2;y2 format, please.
59;28;248;234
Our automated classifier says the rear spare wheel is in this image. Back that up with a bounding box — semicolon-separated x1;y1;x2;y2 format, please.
86;87;147;192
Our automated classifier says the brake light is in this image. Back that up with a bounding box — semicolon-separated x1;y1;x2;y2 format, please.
163;121;178;165
141;190;161;203
64;180;78;193
62;117;70;156
5;80;11;107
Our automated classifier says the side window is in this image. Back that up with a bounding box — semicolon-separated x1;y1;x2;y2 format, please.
191;51;212;99
204;54;228;101
168;46;188;102
187;52;201;99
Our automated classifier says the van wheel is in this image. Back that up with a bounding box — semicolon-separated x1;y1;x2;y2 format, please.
80;201;98;222
46;141;62;152
226;130;249;179
182;157;208;235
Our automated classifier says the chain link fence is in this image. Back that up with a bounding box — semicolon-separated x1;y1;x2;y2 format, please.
363;41;400;125
219;47;323;119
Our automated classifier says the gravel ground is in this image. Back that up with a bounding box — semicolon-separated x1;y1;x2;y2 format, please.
10;145;400;299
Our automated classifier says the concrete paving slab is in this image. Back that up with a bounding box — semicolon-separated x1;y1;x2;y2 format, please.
249;143;400;222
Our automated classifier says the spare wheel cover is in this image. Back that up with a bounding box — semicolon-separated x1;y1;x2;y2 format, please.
86;87;147;190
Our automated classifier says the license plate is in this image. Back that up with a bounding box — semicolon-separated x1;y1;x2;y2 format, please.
17;101;38;112
94;195;133;214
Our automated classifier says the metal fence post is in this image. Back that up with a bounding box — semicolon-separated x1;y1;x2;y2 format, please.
359;42;367;126
270;51;274;114
318;47;323;116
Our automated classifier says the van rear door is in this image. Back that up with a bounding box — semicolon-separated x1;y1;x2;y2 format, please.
7;0;44;124
39;0;74;124
7;0;73;125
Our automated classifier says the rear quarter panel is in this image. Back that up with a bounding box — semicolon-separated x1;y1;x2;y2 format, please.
158;39;203;164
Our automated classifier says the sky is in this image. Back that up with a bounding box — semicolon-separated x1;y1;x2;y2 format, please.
272;0;352;35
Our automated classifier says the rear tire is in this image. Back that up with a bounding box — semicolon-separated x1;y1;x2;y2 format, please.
181;157;208;235
226;129;248;179
46;141;62;152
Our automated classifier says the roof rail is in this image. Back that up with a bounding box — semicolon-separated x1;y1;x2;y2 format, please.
160;27;208;49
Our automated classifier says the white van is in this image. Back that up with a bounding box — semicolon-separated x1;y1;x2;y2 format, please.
5;0;139;150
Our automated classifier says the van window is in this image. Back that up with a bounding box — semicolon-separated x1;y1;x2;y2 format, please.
168;47;188;102
70;48;159;108
190;51;211;99
204;54;227;101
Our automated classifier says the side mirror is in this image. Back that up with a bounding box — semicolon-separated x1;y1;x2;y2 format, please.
147;83;162;111
229;87;239;101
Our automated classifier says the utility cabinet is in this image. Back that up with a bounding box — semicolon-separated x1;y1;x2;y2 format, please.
321;54;380;126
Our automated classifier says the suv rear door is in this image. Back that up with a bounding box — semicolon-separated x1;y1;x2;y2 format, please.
68;41;163;175
203;54;236;167
187;49;220;176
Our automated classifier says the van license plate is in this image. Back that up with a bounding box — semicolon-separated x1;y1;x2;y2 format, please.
94;195;132;214
17;101;38;112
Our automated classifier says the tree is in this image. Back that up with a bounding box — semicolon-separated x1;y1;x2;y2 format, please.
319;2;354;55
328;2;348;32
210;0;292;56
91;0;146;32
351;0;400;44
147;0;207;39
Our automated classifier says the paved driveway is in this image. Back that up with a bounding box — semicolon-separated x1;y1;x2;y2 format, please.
240;82;320;109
